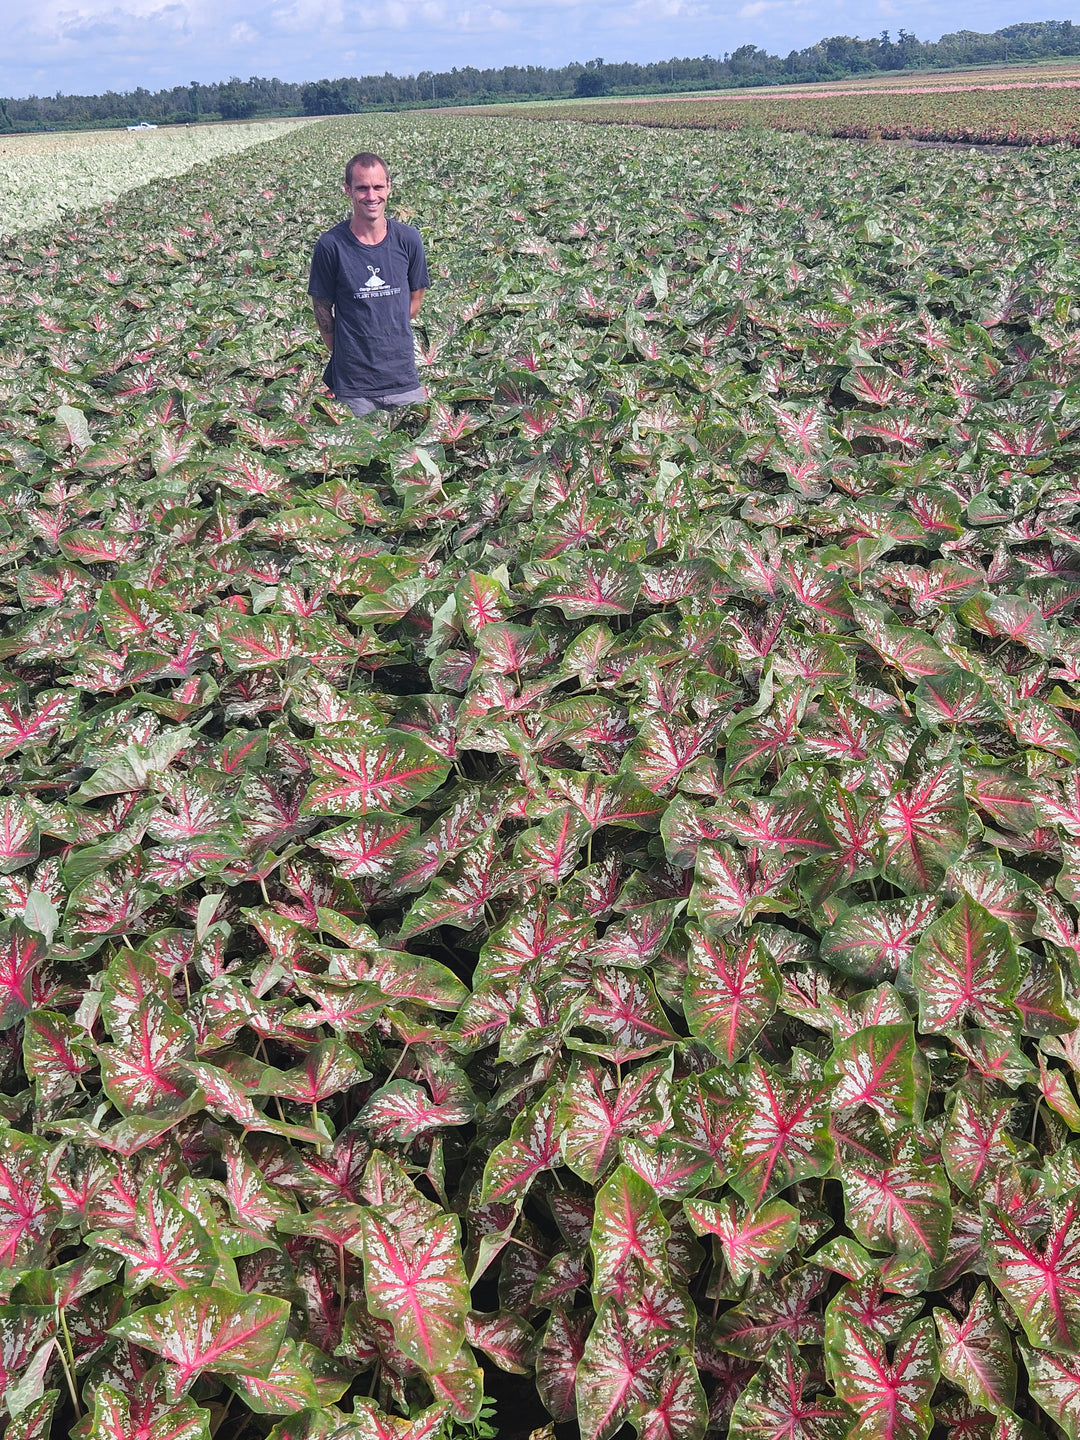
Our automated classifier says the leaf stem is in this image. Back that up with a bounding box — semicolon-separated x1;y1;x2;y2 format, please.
57;1304;81;1417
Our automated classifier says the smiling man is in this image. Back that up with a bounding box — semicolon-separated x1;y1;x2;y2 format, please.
308;151;430;417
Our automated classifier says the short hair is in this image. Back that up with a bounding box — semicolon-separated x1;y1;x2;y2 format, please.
345;152;390;186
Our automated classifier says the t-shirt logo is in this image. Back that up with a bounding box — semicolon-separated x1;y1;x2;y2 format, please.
363;266;387;289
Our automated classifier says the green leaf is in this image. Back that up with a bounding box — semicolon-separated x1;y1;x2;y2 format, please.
935;1284;1016;1417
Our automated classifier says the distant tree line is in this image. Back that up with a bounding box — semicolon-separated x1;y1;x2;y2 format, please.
3;20;1079;129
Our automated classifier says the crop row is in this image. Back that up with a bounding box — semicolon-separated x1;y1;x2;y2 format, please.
516;84;1080;146
2;113;1080;1440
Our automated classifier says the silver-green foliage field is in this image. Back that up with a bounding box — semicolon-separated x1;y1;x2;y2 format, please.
2;111;1080;1440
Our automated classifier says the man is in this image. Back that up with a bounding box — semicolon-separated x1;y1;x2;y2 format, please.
308;151;430;417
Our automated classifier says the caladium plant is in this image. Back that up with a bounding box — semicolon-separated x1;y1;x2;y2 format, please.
0;102;1079;1440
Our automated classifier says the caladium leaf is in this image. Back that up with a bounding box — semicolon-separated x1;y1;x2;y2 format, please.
0;1130;59;1270
730;1057;833;1205
637;1354;708;1440
558;1059;668;1185
109;1286;290;1401
984;1190;1080;1351
302;731;451;816
685;1197;799;1285
87;1383;210;1440
480;1090;562;1204
825;1024;919;1129
591;1165;670;1303
910;897;1020;1036
536;1307;591;1422
97;995;195;1114
826;1316;938;1440
878;760;967;894
840;1130;951;1267
728;1333;848;1440
360;1201;470;1373
1020;1344;1080;1440
574;1297;672;1440
0;923;44;1030
934;1284;1016;1417
684;924;780;1065
464;1310;534;1374
88;1177;218;1294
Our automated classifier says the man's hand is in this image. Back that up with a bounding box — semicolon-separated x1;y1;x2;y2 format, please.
410;289;425;321
312;296;334;351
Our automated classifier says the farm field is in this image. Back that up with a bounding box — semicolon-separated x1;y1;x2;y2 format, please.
0;119;317;238
3;109;1080;1440
505;82;1080;146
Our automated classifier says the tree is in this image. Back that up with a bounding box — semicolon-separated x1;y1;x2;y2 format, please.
218;79;258;119
574;71;609;97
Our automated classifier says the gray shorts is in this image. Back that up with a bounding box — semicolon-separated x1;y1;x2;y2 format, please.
340;386;427;417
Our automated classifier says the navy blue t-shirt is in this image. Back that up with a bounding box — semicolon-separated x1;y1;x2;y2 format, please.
308;217;430;399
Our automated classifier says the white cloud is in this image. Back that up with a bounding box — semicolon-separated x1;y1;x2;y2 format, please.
229;19;257;39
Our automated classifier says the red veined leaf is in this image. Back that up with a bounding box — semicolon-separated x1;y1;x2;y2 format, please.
821;898;938;982
514;805;589;884
109;1286;290;1401
0;922;45;1030
557;1059;669;1185
307;815;419;879
23;1008;93;1100
213;1134;297;1241
984;1191;1080;1351
825;1024;919;1129
622;714;721;795
97;995;195;1114
98;580;180;650
684;924;780;1064
730;1058;833;1206
805;781;882;902
965;766;1038;835
88;1178;217;1294
574;1297;675;1440
360;1203;470;1373
0;690;78;759
637;1353;708;1440
578;965;678;1062
397;830;512;938
302;732;451;816
342;1399;450;1440
0;798;39;875
1020;1344;1080;1440
839;1131;951;1267
673;1068;744;1171
5;1391;59;1440
224;1338;322;1414
690;843;798;935
934;1284;1016;1418
913;668;1002;730
360;1079;474;1143
877;761;967;894
464;1310;534;1374
685;1197;799;1285
910;897;1021;1035
536;1306;591;1421
825;1316;938;1440
942;1094;1018;1195
590;1165;669;1304
724;686;807;787
270;1039;370;1104
727;1332;848;1440
529;554;640;619
480;1090;562;1204
620;1134;713;1200
87;1382;210;1440
0;1130;59;1270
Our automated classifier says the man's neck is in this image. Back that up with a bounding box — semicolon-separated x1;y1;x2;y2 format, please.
350;215;388;245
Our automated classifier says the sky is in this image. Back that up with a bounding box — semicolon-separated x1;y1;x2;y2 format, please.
3;0;1076;98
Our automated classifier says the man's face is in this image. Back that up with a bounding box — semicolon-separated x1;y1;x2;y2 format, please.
345;164;390;226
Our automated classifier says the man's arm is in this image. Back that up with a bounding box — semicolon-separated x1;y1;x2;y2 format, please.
410;289;425;321
312;296;335;352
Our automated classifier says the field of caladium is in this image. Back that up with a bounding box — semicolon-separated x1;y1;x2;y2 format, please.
4;109;1080;1440
523;83;1080;147
0;120;316;240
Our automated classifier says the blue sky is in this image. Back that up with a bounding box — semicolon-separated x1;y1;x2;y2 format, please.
3;0;1076;98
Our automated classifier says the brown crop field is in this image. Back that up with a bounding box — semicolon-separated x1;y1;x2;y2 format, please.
483;66;1080;146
